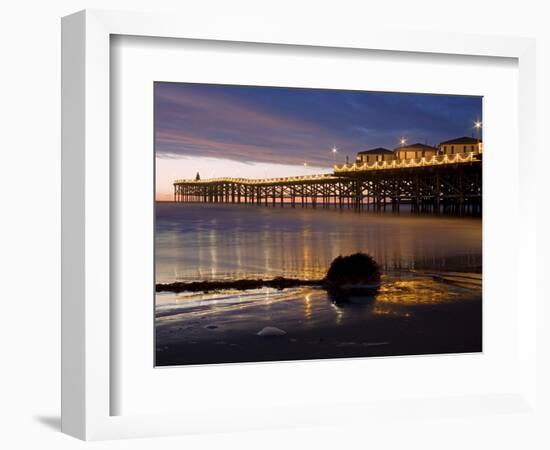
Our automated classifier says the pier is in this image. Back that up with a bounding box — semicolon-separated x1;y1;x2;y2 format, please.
173;151;482;215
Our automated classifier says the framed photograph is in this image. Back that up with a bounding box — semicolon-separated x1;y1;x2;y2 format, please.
62;9;538;441
154;82;483;368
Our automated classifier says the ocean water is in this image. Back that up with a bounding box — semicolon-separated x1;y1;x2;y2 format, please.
155;202;482;284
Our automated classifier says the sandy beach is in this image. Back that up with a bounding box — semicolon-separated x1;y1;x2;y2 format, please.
155;271;482;366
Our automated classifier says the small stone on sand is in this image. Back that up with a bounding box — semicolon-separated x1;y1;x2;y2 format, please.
257;326;287;337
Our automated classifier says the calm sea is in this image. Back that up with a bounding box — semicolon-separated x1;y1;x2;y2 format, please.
155;202;481;284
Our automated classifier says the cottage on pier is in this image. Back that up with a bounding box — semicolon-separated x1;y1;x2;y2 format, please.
355;147;394;164
393;143;438;160
438;136;482;155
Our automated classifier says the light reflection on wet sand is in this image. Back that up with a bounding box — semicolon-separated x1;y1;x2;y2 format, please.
156;272;481;341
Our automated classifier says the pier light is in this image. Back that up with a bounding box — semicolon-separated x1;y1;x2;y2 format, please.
331;146;339;166
474;121;482;141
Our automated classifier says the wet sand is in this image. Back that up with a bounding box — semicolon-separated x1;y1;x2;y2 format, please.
155;274;482;366
156;297;481;366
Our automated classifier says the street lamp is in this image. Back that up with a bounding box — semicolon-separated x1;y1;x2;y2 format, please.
473;121;483;154
331;146;338;165
474;121;482;141
399;137;407;147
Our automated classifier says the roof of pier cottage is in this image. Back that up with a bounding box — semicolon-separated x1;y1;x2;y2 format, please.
357;147;393;154
393;143;438;152
438;136;481;146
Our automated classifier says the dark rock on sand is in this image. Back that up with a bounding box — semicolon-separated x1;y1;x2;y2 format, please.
155;253;382;299
324;253;380;287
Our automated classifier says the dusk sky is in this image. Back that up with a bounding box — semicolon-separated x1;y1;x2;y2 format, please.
155;82;482;200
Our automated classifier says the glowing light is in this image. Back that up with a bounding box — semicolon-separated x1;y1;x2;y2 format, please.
474;121;482;129
175;149;481;183
330;146;339;168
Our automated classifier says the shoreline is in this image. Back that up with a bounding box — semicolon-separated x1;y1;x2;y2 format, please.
156;277;324;293
156;269;481;294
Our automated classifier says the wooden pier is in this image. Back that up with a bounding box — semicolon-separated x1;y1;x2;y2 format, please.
173;153;482;215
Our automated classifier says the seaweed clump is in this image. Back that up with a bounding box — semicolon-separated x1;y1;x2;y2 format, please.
324;252;381;290
156;253;382;296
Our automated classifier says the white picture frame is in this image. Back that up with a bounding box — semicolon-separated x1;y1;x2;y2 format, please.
61;9;538;441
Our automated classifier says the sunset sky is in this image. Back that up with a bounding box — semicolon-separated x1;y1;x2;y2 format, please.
155;82;482;200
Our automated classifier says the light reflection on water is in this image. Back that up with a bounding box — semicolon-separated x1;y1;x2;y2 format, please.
155;203;483;363
155;203;482;343
155;203;482;284
155;272;482;340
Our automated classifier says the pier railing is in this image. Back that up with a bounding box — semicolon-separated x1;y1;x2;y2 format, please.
174;173;338;186
174;151;481;186
334;151;480;173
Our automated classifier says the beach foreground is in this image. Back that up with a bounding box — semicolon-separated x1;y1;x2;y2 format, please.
155;272;482;366
155;203;482;366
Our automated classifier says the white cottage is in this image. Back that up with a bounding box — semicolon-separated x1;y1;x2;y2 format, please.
393;143;438;160
438;136;482;155
355;147;394;164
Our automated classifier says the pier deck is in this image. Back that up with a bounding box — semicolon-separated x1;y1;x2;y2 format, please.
173;153;482;215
